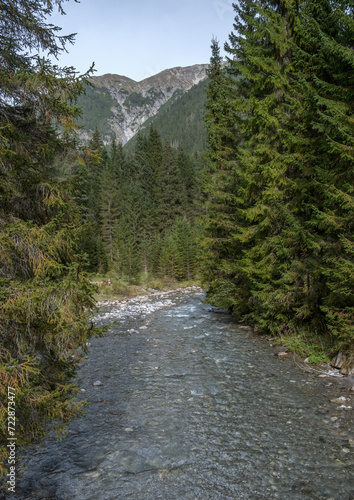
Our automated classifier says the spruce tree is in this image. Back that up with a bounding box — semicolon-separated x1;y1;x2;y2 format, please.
200;38;245;311
109;140;125;184
222;0;304;329
113;186;142;282
177;147;198;217
100;166;119;264
0;0;99;471
201;0;354;351
145;126;164;203
157;141;185;230
291;0;354;348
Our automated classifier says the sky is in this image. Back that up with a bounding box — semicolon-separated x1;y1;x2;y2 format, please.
48;0;236;81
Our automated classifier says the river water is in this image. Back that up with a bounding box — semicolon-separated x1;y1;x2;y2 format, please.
10;288;354;499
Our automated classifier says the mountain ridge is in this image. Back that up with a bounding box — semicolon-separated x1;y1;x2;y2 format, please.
77;63;209;145
92;63;209;87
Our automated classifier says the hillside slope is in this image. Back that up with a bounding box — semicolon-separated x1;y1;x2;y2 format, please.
76;64;209;145
123;78;208;155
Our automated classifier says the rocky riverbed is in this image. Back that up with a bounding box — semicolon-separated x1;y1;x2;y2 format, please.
7;287;354;499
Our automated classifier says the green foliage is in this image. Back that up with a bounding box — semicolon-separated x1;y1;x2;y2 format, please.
199;38;246;314
272;334;332;365
123;91;155;109
200;1;354;354
76;85;117;140
76;125;201;284
124;81;208;156
0;0;101;475
157;219;199;280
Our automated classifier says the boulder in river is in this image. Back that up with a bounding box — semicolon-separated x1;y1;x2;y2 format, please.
331;352;354;376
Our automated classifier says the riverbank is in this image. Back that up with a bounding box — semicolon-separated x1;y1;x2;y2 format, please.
93;278;201;303
94;281;354;385
9;288;354;499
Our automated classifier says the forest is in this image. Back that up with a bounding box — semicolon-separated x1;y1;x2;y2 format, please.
0;0;354;478
200;0;354;363
75;127;202;283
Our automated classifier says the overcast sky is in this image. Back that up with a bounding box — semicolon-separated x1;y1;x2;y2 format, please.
49;0;236;81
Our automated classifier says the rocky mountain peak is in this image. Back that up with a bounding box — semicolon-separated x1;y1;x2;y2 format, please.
79;64;209;145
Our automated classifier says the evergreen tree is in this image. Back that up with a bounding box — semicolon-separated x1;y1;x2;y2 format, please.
0;0;99;472
109;140;125;183
222;0;304;326
82;122;202;283
113;186;142;281
86;128;108;215
157;141;185;230
201;0;354;351
173;219;199;280
291;0;354;347
133;133;154;194
100;166;119;264
145;126;164;214
177;147;198;217
200;38;245;311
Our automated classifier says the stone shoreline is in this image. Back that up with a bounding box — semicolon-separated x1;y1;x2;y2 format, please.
4;287;354;499
96;285;354;389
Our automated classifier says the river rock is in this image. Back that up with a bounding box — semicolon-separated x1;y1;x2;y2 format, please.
277;352;289;358
331;352;354;376
6;288;354;500
93;380;103;386
330;396;349;404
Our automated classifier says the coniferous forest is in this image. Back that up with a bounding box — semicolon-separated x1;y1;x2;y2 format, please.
201;1;354;359
76;126;201;282
1;0;354;477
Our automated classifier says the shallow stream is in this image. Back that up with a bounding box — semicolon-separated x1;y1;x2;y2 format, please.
11;288;354;499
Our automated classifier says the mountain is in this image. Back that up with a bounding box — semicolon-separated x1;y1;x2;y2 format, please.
76;64;209;146
123;77;208;155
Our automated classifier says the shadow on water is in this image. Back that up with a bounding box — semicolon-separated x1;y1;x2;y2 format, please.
8;289;354;500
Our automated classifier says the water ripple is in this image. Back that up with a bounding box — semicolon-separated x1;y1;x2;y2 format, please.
10;289;354;500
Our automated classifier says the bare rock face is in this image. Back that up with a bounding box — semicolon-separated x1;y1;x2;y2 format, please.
86;64;209;145
331;352;354;376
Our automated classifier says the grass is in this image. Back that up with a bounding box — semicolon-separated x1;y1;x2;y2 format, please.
271;332;333;365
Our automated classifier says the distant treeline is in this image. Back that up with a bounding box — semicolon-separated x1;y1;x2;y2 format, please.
66;127;204;282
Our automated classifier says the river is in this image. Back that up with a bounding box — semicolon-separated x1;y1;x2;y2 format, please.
10;288;354;499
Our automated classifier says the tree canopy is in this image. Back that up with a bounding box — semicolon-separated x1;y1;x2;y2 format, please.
200;0;354;357
0;0;98;476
